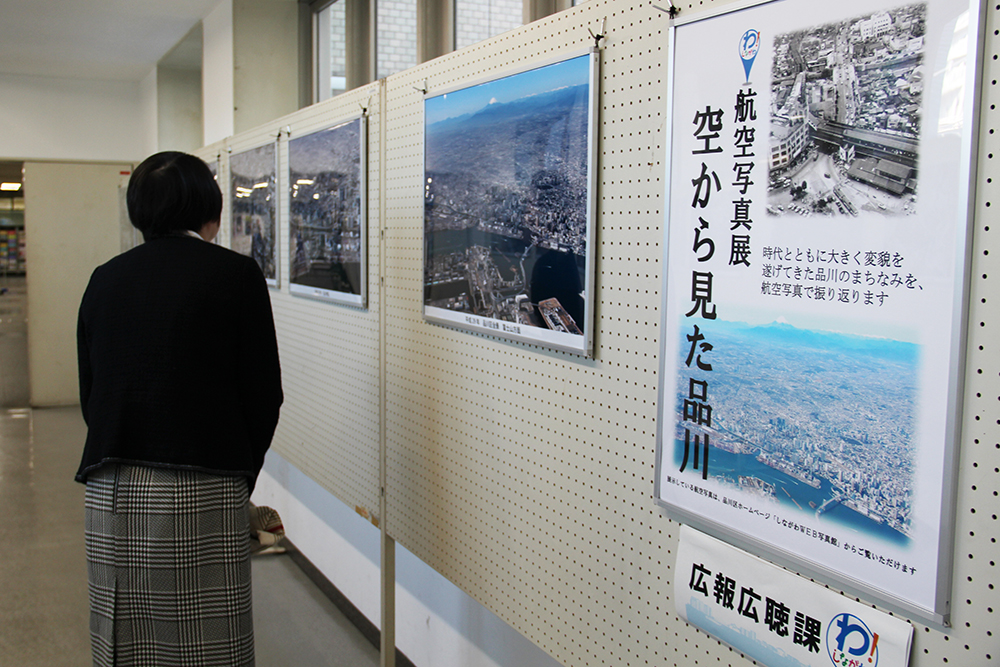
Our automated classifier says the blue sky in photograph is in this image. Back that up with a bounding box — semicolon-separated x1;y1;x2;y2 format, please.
425;53;590;126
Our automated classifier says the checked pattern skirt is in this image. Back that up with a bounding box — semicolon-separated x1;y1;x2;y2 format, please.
85;465;255;667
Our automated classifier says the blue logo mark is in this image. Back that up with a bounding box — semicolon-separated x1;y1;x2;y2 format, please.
739;29;760;82
827;613;879;667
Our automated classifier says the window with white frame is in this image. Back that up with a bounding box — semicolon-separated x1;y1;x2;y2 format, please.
315;0;347;101
376;0;417;80
313;0;572;102
455;0;523;50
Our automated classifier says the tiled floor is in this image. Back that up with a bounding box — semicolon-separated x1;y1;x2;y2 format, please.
0;277;379;666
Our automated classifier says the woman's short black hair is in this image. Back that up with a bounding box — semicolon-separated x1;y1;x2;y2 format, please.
127;152;223;240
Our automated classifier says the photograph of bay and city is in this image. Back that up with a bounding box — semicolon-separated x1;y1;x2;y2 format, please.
423;54;593;339
289;120;364;297
768;3;925;218
675;320;917;545
231;144;278;280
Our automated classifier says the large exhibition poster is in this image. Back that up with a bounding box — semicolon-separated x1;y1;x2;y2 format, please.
655;0;983;623
230;143;278;285
288;118;367;307
423;50;598;356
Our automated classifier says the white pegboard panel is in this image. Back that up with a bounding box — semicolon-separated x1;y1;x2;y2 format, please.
198;0;1000;662
380;2;1000;667
383;2;681;665
273;86;383;519
196;138;228;172
920;0;1000;661
207;85;384;520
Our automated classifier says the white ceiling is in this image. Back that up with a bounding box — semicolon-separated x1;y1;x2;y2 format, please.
0;0;222;81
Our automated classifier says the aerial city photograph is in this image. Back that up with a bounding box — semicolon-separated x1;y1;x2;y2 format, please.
675;319;917;545
230;143;278;280
768;3;925;218
423;54;592;338
288;120;364;296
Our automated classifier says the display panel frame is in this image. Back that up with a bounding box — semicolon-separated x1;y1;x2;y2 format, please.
230;140;280;287
654;0;985;625
206;154;219;180
287;116;368;308
206;152;222;246
421;48;599;357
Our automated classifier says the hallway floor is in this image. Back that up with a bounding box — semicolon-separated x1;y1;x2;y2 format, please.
0;278;380;666
0;407;382;667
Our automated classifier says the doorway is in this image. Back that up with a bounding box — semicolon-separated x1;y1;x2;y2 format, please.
0;161;28;407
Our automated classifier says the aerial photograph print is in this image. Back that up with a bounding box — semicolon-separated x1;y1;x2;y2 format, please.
423;53;594;346
288;119;365;301
230;143;278;281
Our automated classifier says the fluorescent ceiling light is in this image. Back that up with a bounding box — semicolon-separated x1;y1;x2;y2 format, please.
0;183;21;191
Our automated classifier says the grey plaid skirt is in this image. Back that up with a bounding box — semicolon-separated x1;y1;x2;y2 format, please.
85;465;254;667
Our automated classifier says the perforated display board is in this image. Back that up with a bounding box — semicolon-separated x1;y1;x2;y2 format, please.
208;0;1000;664
201;85;384;523
381;1;999;664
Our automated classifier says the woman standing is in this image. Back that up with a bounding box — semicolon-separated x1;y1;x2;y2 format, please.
76;152;283;666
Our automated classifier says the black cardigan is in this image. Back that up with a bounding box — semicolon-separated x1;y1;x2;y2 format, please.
75;235;283;492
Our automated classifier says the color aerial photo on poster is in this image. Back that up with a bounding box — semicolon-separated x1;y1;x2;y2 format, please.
230;143;278;283
672;320;917;545
288;118;366;306
423;51;598;355
656;0;981;623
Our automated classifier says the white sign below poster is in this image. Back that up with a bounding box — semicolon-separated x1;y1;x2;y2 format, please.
676;525;914;667
655;0;984;624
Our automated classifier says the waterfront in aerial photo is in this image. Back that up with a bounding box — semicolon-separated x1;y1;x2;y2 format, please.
675;319;917;545
768;2;925;218
423;54;592;337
